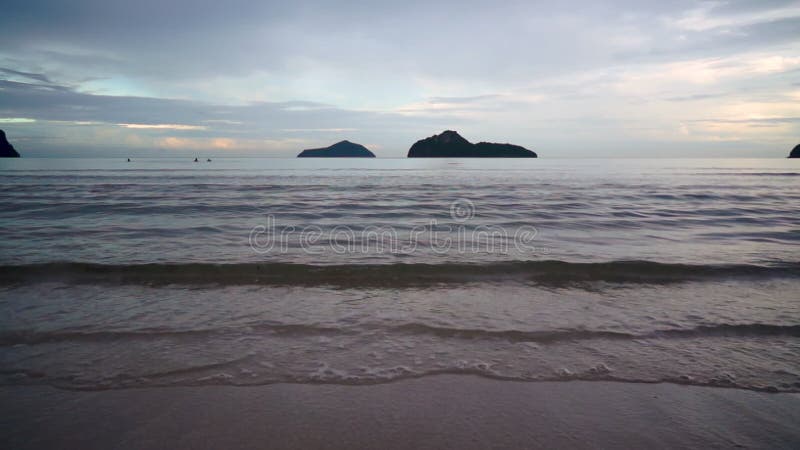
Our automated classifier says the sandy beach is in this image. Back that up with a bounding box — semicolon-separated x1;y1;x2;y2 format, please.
3;376;799;449
3;0;800;447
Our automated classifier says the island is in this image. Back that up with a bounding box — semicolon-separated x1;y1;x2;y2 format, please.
789;144;800;158
297;140;375;157
0;130;21;157
407;130;536;158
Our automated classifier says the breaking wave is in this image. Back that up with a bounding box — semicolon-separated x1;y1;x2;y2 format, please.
1;260;798;287
2;322;798;347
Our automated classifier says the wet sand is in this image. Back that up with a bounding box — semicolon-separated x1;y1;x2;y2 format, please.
2;376;799;449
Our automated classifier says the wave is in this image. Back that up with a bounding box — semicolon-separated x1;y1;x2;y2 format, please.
1;260;798;287
5;367;795;393
2;322;798;347
0;322;345;346
392;323;800;342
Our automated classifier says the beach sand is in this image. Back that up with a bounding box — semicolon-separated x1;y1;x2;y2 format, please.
2;376;799;449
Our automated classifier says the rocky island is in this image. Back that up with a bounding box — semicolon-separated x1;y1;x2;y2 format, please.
0;130;21;157
789;144;800;158
407;130;536;158
297;140;375;157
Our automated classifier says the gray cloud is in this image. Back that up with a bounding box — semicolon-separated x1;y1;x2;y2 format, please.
1;0;799;157
0;1;709;82
0;67;53;84
665;93;729;102
0;74;462;156
4;1;797;86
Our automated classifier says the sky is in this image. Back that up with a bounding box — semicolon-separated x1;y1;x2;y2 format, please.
0;0;799;157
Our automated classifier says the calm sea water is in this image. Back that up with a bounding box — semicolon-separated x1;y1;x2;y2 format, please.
0;158;798;391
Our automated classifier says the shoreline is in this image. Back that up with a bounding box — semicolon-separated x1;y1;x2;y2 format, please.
3;375;799;449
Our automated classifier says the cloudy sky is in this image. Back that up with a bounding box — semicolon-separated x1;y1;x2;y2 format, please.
1;0;798;157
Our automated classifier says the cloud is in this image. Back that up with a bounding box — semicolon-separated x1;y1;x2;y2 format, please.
119;123;207;130
157;136;311;151
426;95;502;104
669;1;800;32
690;117;800;124
1;0;800;157
0;74;457;155
395;93;545;117
281;128;359;132
0;67;53;84
0;117;36;123
613;52;800;94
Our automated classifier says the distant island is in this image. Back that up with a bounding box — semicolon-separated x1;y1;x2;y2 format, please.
297;140;375;157
407;130;537;158
789;144;800;158
0;130;21;157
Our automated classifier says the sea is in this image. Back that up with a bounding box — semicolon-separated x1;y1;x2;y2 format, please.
0;157;798;392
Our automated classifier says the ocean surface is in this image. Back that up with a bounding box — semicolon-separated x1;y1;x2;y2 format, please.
0;157;798;392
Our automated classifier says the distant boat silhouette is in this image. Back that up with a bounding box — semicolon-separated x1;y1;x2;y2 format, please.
194;158;199;162
207;158;212;162
127;158;131;162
